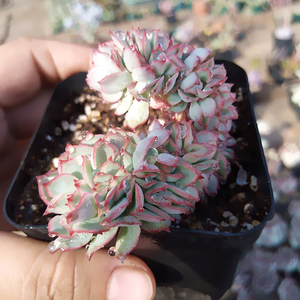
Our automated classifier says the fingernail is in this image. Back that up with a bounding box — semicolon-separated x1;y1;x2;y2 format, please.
107;266;153;300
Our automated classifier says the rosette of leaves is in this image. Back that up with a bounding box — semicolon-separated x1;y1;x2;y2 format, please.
37;120;225;260
87;28;238;130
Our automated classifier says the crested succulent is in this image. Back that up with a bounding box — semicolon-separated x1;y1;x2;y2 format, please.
38;28;239;260
87;28;238;130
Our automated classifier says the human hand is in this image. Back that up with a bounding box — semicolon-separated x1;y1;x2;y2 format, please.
0;39;156;300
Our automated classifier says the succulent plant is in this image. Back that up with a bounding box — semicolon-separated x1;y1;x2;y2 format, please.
38;28;239;260
87;28;238;130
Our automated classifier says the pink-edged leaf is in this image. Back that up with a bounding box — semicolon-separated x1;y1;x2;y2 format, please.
132;65;156;83
199;98;216;118
44;174;77;198
101;197;130;225
180;72;199;90
72;217;108;234
196;87;213;98
151;59;167;76
114;93;133;115
142;221;170;233
145;192;172;207
176;161;200;186
184;54;201;71
178;89;199;103
147;126;170;148
103;185;118;212
150;96;168;110
160;205;190;215
152;76;164;95
110;30;129;50
48;215;71;238
189;101;202;122
144;203;173;220
44;194;69;215
166;92;181;106
183;120;194;148
115;225;141;260
48;233;93;254
132;136;156;169
37;170;59;204
168;184;199;201
134;183;145;212
205;77;227;89
164;72;179;95
135;209;166;222
183;144;216;163
206;174;219;196
157;153;178;167
107;216;141;228
100;157;121;175
195;67;212;83
165;173;185;182
58;156;84;179
101;91;123;103
99;71;132;94
123;46;145;72
86;66;108;92
135;178;157;189
170;101;187;113
87;227;118;260
125;99;149;130
213;64;226;76
92;140;115;170
66;193;98;226
66;144;93;160
196;130;219;146
146;182;168;194
190;47;211;62
163;191;193;206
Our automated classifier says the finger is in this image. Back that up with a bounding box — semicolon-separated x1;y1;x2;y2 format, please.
5;89;53;139
0;232;156;300
0;38;93;109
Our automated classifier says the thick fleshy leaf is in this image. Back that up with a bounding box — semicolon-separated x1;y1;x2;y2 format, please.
86;66;108;92
101;91;123;103
168;184;199;201
44;194;70;215
199;98;216;118
166;92;181;106
92;140;115;170
123;46;144;72
190;47;211;62
178;89;198;103
99;71;132;94
87;227;119;259
37;170;59;204
114;93;133;115
183;144;216;163
176;161;200;186
142;221;170;233
180;72;199;90
100;158;121;175
195;67;211;83
157;153;178;167
132;65;156;83
196;130;219;146
206;174;219;196
144;203;173;220
48;215;71;238
164;72;179;95
66;193;98;226
125;99;149;130
170;101;187;113
48;233;93;254
72;217;108;233
44;174;77;198
58;156;83;179
189;101;202;122
132;136;156;169
134;210;166;222
101;197;130;225
147;128;170;148
115;225;141;261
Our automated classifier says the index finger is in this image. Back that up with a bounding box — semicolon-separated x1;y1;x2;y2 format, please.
0;38;93;108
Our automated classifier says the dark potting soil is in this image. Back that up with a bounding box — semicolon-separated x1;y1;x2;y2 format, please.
9;86;270;234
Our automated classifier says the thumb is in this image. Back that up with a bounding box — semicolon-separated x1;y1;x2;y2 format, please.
0;232;156;300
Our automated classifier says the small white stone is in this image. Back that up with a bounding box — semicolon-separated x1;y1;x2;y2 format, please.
61;120;69;131
69;124;77;132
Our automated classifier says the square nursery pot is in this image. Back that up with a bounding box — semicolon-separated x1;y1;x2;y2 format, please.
4;60;274;299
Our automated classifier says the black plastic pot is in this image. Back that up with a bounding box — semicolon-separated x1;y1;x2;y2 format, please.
4;61;274;299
